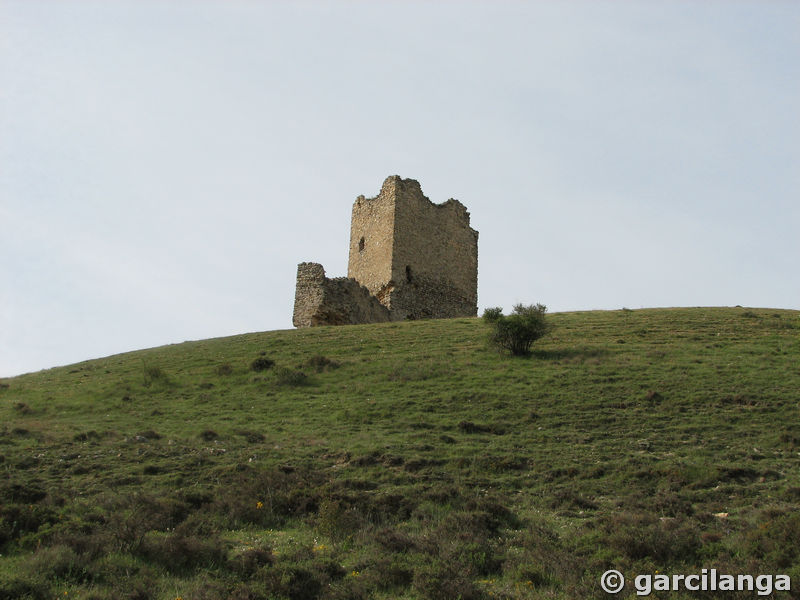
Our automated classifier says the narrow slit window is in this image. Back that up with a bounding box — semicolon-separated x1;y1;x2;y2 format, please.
406;265;412;283
358;237;365;252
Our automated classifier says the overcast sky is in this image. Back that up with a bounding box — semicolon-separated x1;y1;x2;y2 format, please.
2;1;798;377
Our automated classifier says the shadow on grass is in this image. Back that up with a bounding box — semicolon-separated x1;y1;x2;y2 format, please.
530;346;611;360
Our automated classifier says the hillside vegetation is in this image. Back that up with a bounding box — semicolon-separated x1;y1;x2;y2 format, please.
1;307;799;599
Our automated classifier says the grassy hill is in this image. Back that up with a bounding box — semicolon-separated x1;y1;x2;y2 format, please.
1;307;799;599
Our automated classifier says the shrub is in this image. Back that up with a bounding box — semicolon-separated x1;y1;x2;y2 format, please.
606;511;700;563
483;303;550;356
26;544;89;582
135;430;161;441
412;560;486;600
250;357;275;372
306;355;340;373
274;366;307;386
229;545;274;577
275;567;323;600
744;510;800;568
316;498;365;540
140;531;227;573
482;307;503;322
104;493;177;552
141;362;167;386
0;576;49;600
235;429;265;443
215;363;234;376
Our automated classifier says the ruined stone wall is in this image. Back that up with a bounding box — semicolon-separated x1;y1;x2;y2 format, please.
295;175;478;327
292;262;391;328
389;177;478;320
347;182;395;304
346;175;478;321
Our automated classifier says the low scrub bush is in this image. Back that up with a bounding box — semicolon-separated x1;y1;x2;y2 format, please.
209;468;321;529
0;480;47;503
316;498;367;540
0;576;49;600
141;362;167;386
235;429;265;443
25;544;89;583
1;503;59;550
457;420;505;435
140;531;227;573
606;511;700;563
215;363;234;376
483;303;551;356
306;354;340;372
103;493;184;552
229;545;274;577
412;560;487;600
250;357;274;372
744;510;800;568
274;366;307;386
374;527;416;552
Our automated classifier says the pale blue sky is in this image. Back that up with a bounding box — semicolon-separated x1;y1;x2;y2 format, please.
2;1;798;377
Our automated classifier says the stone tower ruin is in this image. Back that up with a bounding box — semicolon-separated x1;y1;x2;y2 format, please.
293;175;478;327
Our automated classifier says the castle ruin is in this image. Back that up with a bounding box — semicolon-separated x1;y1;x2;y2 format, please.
292;175;478;327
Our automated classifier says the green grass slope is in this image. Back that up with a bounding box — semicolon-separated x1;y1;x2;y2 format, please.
1;307;799;599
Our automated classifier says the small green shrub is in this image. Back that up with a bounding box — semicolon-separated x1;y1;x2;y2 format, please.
457;421;501;434
235;429;265;443
215;363;234;376
316;498;365;540
0;576;49;600
744;510;800;568
140;531;227;574
0;480;47;503
274;566;323;600
644;390;664;403
306;355;340;373
606;512;700;563
141;362;167;386
250;357;275;372
412;560;486;600
73;430;101;442
26;544;89;582
274;366;307;386
229;545;274;577
483;303;551;356
482;307;503;322
199;430;218;441
104;493;175;552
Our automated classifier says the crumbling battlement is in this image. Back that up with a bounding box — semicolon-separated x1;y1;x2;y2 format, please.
292;263;391;327
293;176;478;327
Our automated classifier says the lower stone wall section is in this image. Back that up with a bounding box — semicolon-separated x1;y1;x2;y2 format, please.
293;262;391;327
389;271;477;321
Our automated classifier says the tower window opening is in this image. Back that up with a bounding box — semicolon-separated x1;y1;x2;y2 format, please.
406;265;413;283
358;237;365;252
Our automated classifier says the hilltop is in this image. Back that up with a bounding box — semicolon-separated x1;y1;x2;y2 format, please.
1;307;799;599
